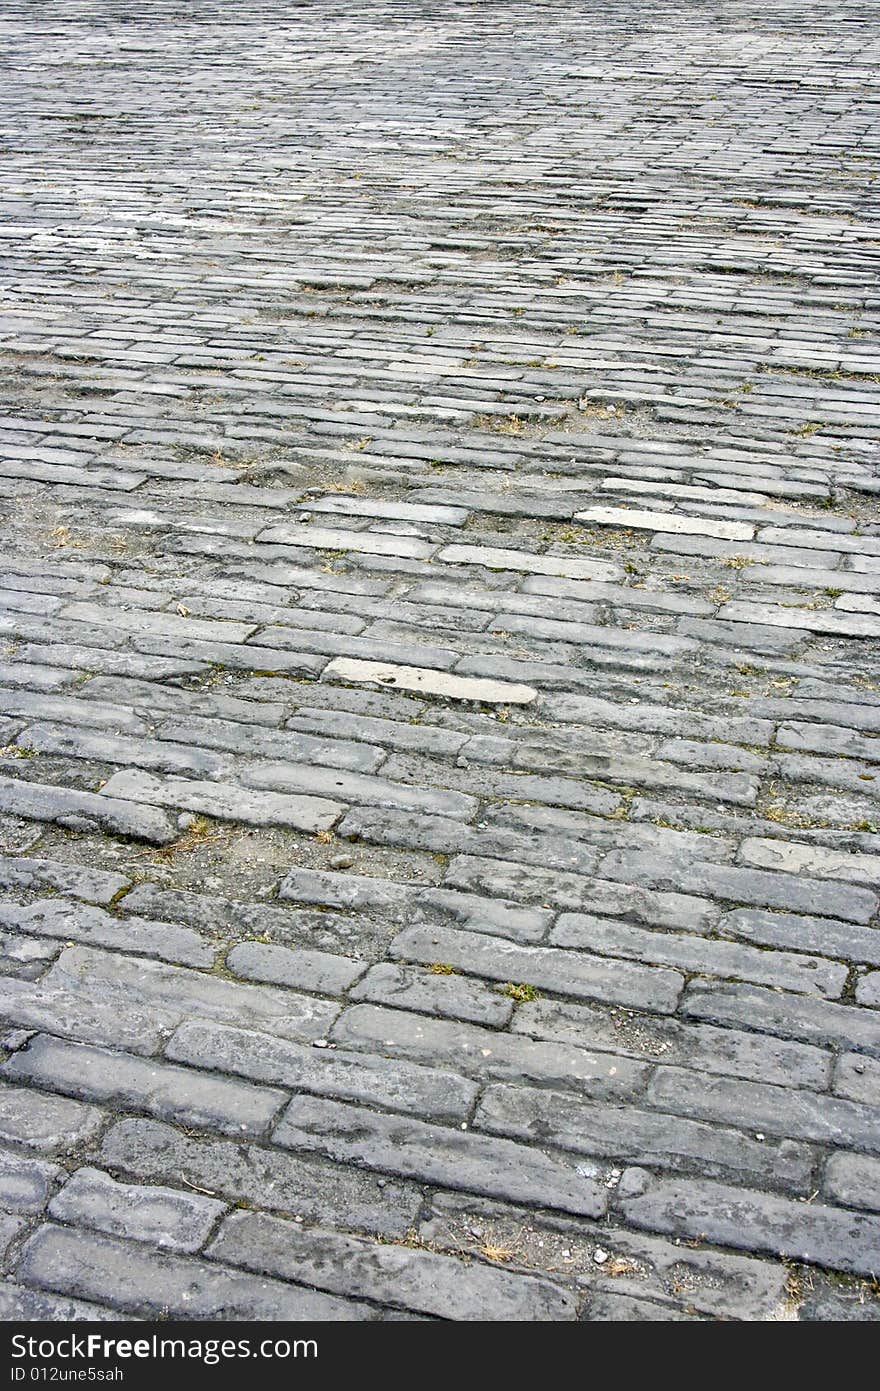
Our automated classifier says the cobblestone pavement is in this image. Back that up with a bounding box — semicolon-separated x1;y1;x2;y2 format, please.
0;0;878;1323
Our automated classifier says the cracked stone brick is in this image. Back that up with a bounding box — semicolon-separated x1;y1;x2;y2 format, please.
511;997;832;1091
165;1018;478;1123
552;912;846;998
0;689;146;733
48;1166;226;1251
274;1094;608;1218
647;1066;880;1153
3;1035;288;1137
209;1208;575;1320
598;848;877;924
157;714;384;773
0;775;176;844
100;1118;421;1239
350;962;515;1028
617;1177;880;1278
683;980;880;1057
719;909;880;970
98;767;343;834
475;1082;813;1191
0;899;216;969
442;855;715;934
389;923;684;1013
0;855;129;906
332;1002;647;1098
15;1223;376;1320
240;760;477;820
45;945;340;1043
738;837;880;887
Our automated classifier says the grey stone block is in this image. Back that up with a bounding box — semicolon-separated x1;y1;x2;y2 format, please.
350;962;515;1027
824;1152;880;1212
0;899;216;969
15;1223;374;1319
332;1002;647;1098
0;855;129;906
553;912;846;998
0;1147;62;1213
226;941;365;996
274;1095;608;1218
165;1019;477;1123
49;1166;226;1251
4;1035;287;1138
476;1082;813;1191
647;1066;880;1153
100;1118;421;1239
617;1177;880;1278
0;1080;103;1154
389;923;684;1013
45;944;340;1043
209;1209;575;1320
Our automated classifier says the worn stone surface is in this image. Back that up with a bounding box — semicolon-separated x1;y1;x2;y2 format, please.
209;1209;575;1320
0;0;878;1322
48;1166;227;1252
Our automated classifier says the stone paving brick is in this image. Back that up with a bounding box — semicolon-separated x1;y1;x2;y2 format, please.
683;981;880;1057
100;1118;422;1239
98;768;344;834
16;1224;375;1319
719;909;880;969
0;775;177;844
0;899;216;969
389;923;684;1013
225;941;365;996
0;1146;62;1213
475;1083;813;1192
209;1209;575;1320
274;1096;608;1218
617;1178;880;1278
0;857;129;906
599;849;878;923
0;1080;104;1155
332;1002;647;1098
856;973;880;1009
45;944;340;1042
165;1019;477;1124
552;912;847;998
350;962;515;1027
0;1284;122;1321
647;1067;880;1154
2;0;879;1322
323;657;537;704
49;1166;226;1251
834;1054;880;1107
512;998;832;1091
823;1152;880;1213
3;1035;288;1137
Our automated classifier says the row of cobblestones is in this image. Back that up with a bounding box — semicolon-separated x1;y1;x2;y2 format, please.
0;0;878;1321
